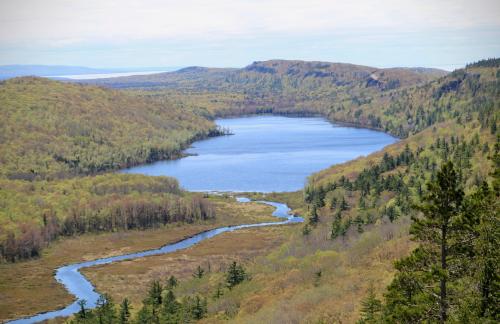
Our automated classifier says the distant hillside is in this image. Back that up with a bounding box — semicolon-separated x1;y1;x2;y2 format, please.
89;60;446;138
0;77;216;180
81;59;447;92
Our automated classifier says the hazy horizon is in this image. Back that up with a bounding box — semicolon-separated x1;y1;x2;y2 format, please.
1;0;500;71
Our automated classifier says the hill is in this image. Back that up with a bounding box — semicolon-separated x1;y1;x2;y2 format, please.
82;60;447;137
84;60;446;92
0;77;218;180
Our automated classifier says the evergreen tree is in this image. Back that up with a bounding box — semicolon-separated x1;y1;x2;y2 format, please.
162;290;180;314
161;290;181;323
456;181;500;321
412;161;463;322
309;205;319;225
147;280;163;307
185;295;207;320
95;294;116;324
146;280;163;323
383;161;464;323
302;223;312;236
212;282;224;299
340;196;349;211
330;196;338;210
358;284;382;323
166;275;178;290
331;217;341;239
226;261;247;289
193;265;205;279
135;304;153;324
118;298;131;324
314;269;322;287
77;299;87;319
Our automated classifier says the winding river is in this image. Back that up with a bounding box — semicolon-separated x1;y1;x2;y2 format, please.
9;199;302;324
9;115;396;323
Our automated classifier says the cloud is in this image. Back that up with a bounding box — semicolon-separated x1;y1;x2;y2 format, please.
1;0;499;46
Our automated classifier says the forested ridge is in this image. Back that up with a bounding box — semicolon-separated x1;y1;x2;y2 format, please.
0;77;218;180
83;60;446;93
297;59;499;323
83;59;447;138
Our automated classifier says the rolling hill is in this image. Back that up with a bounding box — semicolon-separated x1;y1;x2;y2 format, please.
0;77;217;180
83;60;446;92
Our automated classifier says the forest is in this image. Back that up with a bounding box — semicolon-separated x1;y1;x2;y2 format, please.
296;59;499;323
0;174;215;262
0;77;218;180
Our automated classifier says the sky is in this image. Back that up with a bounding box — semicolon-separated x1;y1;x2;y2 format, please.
0;0;499;70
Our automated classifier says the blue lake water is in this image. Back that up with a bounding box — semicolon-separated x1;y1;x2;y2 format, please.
121;115;397;192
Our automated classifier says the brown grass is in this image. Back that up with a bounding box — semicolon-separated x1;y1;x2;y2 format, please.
223;220;415;324
0;197;276;322
82;226;290;306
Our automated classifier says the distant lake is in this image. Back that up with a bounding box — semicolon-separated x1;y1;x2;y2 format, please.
121;115;397;192
49;70;169;80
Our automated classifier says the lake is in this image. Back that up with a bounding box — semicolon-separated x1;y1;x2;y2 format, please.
49;70;170;80
121;115;397;192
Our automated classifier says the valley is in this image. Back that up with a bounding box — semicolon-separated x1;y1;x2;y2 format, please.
0;58;498;323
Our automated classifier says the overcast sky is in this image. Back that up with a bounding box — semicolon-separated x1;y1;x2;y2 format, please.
1;0;499;70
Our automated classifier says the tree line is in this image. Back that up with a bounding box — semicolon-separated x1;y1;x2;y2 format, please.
0;195;215;263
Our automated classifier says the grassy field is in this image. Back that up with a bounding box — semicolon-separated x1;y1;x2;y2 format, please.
0;197;277;322
79;208;413;323
83;226;290;306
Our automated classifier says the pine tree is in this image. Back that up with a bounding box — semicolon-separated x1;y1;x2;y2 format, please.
340;196;349;211
358;284;382;323
193;265;205;279
314;269;322;287
212;282;224;299
162;290;179;314
383;161;465;323
302;223;312;236
118;298;131;324
77;299;87;319
166;275;178;290
309;205;319;225
226;261;247;289
331;218;341;239
161;289;181;323
185;295;207;320
458;181;500;320
412;161;464;323
135;304;153;324
95;294;116;324
147;280;163;307
146;280;163;323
